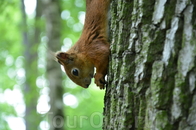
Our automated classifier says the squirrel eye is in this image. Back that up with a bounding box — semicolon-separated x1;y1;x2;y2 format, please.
71;68;79;76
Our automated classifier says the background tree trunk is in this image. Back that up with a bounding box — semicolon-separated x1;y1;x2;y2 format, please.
42;0;64;130
103;0;196;129
21;0;42;129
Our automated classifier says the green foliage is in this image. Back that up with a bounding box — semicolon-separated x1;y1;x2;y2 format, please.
63;85;105;130
60;1;105;129
60;0;85;43
0;0;23;129
1;0;105;129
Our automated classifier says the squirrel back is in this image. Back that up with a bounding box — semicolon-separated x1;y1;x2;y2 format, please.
56;0;110;89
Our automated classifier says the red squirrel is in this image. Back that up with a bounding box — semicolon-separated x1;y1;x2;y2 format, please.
56;0;110;89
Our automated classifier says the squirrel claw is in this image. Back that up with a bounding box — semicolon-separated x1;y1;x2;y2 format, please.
94;73;105;89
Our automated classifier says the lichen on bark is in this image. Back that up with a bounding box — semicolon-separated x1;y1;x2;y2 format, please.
103;0;196;130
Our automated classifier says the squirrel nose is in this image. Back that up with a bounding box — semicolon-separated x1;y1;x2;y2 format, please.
84;78;91;88
84;78;91;83
85;84;90;88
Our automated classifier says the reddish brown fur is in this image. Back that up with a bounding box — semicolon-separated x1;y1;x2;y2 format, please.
56;0;110;89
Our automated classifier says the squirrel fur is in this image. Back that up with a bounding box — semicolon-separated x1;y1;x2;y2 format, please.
56;0;110;89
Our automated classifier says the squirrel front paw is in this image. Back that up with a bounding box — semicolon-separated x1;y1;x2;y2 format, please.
94;73;106;89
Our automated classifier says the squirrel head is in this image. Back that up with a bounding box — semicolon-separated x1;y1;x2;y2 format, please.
56;52;94;88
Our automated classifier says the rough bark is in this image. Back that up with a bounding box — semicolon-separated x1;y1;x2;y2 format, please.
103;0;196;130
21;0;42;129
42;0;64;130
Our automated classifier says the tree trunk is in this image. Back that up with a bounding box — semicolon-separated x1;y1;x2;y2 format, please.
21;0;42;129
42;0;64;130
103;0;196;129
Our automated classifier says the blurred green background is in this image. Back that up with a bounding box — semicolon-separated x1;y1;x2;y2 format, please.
0;0;105;129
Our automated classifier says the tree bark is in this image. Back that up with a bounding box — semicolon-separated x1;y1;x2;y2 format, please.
21;0;42;129
42;0;64;130
103;0;196;129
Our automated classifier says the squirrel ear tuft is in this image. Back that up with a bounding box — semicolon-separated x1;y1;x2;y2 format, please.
59;52;69;60
55;52;70;64
55;52;77;64
56;52;69;60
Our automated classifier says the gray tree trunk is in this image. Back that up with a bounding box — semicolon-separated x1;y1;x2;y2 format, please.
42;0;64;130
103;0;196;130
21;0;42;129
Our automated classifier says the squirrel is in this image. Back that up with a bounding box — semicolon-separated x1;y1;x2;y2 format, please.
56;0;110;89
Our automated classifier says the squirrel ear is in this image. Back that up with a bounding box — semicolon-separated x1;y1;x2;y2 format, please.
56;52;69;60
56;52;76;64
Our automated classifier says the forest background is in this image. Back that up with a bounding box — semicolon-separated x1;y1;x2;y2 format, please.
0;0;104;130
